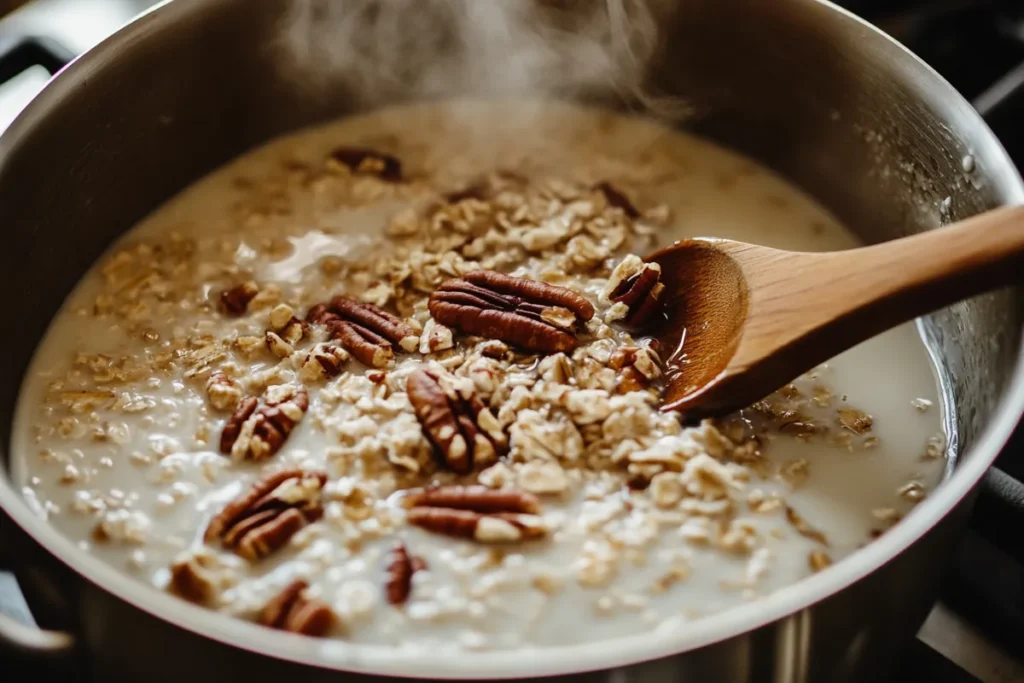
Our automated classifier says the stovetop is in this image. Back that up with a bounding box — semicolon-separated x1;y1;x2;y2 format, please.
1;1;1023;681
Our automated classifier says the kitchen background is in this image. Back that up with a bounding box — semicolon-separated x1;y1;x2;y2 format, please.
0;0;1022;681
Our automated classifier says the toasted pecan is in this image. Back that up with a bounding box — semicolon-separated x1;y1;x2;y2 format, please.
219;385;308;461
406;369;505;473
205;469;327;561
307;296;418;368
405;485;546;544
407;508;546;543
605;256;665;328
403;485;539;514
260;579;337;636
219;282;259;315
384;542;426;606
428;270;594;353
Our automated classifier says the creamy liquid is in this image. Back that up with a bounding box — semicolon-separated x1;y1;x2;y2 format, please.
12;100;945;652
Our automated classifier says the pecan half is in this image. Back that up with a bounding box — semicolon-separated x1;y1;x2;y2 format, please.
219;384;309;461
329;147;402;182
595;181;640;218
428;270;595;353
605;256;664;328
259;579;337;637
384;542;426;606
307;296;418;368
405;485;545;543
406;369;505;473
205;469;327;561
404;485;539;514
407;508;546;543
219;282;259;315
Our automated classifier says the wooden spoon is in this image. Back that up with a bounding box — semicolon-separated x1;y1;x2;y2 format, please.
647;204;1024;420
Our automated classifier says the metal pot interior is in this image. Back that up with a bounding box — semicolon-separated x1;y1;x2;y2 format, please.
1;0;1023;677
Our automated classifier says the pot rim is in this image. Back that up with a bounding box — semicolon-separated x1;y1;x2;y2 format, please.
3;0;1024;679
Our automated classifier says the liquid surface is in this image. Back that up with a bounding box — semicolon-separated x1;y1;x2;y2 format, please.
12;100;945;652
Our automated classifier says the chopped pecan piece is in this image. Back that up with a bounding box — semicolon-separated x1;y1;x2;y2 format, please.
265;332;294;359
219;282;259;315
268;304;307;344
418;319;454;354
219;384;308;461
609;345;663;393
595;181;640;218
429;270;595;353
406;369;505;473
329;147;402;182
407;508;546;543
307;296;418;368
259;579;337;637
478;340;511;360
604;256;664;328
205;469;327;561
168;550;231;604
298;343;350;382
384;542;426;606
404;485;539;514
265;304;307;357
205;371;242;412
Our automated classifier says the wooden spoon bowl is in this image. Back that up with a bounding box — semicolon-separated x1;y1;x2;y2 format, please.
647;205;1024;420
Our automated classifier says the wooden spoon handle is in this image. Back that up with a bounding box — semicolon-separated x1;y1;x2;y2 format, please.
810;204;1024;332
843;203;1024;296
737;204;1024;389
745;202;1024;362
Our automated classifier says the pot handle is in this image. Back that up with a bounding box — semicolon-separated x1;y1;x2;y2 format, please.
942;465;1024;655
0;613;75;655
0;34;75;135
0;538;76;656
0;21;79;659
972;466;1024;565
0;34;74;84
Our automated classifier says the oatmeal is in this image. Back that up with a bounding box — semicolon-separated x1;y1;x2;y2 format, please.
12;100;945;651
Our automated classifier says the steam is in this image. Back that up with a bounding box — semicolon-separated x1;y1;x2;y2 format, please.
276;0;684;117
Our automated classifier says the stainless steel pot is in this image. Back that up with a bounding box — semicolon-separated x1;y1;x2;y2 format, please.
1;0;1023;681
